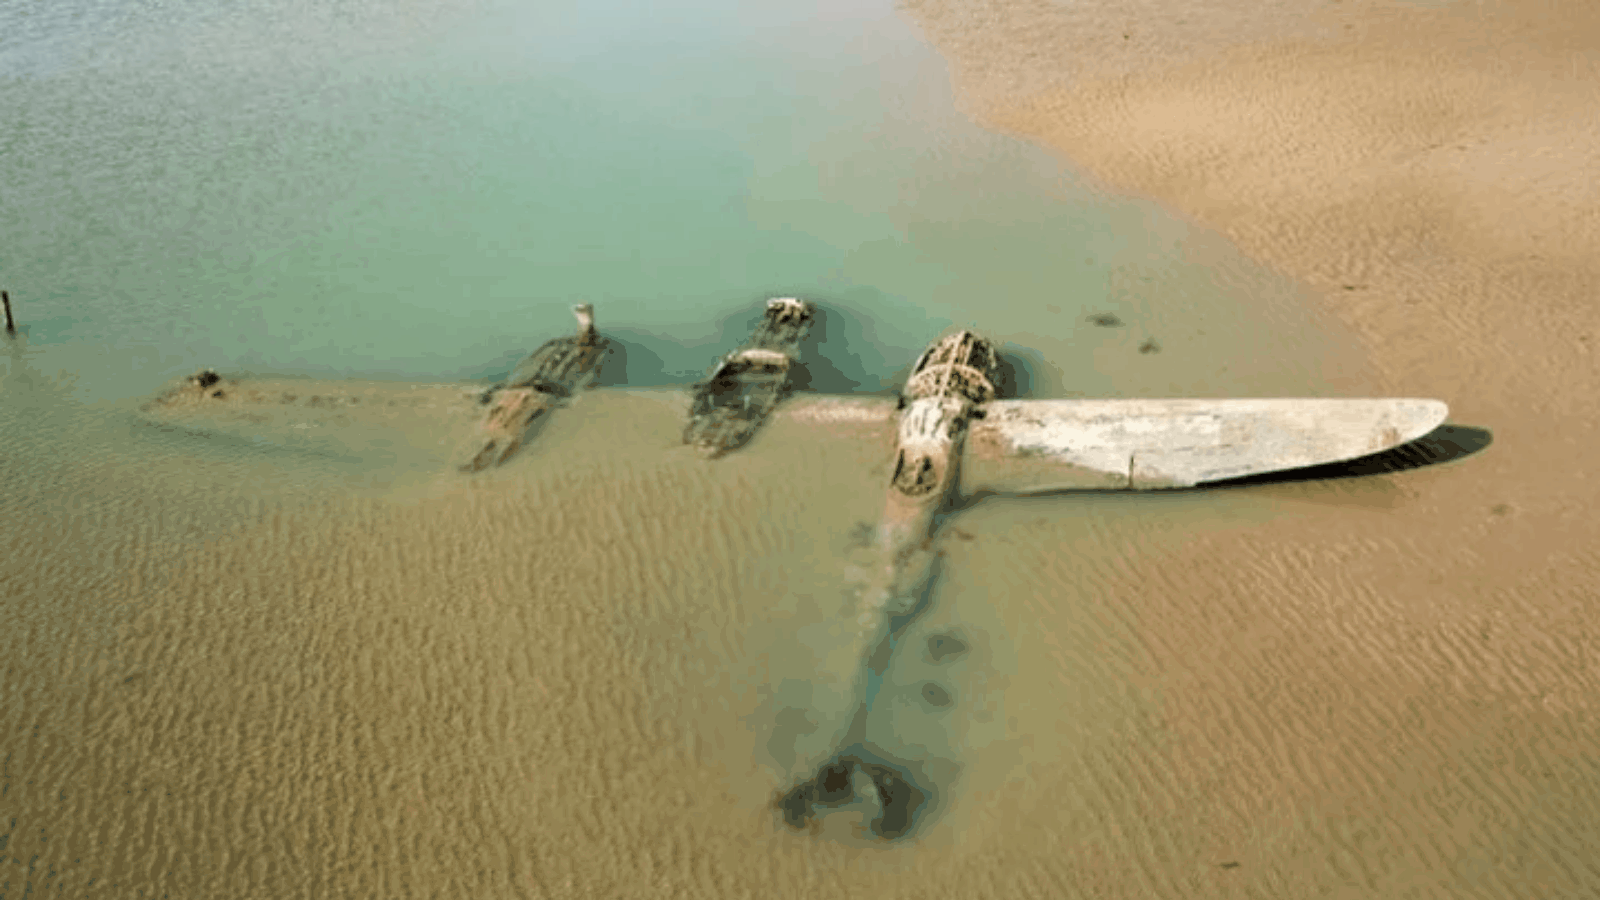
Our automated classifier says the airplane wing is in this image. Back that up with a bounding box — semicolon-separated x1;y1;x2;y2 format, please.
134;376;489;463
776;394;899;429
134;378;705;464
775;394;1450;490
965;397;1450;491
137;374;1448;490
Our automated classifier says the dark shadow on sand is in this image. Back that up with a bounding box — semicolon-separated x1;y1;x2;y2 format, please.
947;424;1491;513
1203;423;1492;489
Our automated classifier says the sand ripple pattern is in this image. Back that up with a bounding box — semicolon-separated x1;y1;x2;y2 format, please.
4;378;1600;898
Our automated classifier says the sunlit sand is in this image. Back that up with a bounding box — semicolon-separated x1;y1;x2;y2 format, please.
5;1;1598;897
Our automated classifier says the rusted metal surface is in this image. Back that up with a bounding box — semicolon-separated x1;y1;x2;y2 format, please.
762;332;1004;834
853;331;1002;622
461;304;611;472
881;332;999;537
682;297;814;458
139;300;1451;494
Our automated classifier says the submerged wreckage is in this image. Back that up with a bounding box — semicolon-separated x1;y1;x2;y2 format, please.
133;306;1464;845
768;330;1006;839
140;296;1454;492
134;299;1465;845
765;326;1456;840
682;297;814;458
461;303;611;472
878;329;999;556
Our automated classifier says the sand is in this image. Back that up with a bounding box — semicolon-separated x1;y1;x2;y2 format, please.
5;0;1600;897
898;0;1600;895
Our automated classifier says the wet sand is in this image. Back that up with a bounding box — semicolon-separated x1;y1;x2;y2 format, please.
5;1;1600;897
901;0;1600;896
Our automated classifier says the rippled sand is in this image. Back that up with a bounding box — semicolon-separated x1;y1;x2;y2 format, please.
7;1;1600;897
904;0;1600;896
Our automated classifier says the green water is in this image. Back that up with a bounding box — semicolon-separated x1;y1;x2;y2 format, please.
0;0;1375;406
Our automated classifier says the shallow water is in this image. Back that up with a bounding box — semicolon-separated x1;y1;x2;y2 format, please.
0;1;1450;898
0;0;1372;401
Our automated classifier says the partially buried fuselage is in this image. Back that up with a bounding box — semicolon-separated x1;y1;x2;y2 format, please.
888;330;1000;502
683;297;814;458
461;304;611;472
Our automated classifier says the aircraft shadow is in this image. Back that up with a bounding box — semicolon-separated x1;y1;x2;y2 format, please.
1201;423;1492;489
947;424;1491;512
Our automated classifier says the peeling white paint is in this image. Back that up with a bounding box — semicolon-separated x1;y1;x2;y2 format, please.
971;398;1449;489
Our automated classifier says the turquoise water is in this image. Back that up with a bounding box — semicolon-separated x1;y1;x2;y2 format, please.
0;0;1375;405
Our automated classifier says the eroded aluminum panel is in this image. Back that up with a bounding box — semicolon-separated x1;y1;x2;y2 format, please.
968;398;1449;490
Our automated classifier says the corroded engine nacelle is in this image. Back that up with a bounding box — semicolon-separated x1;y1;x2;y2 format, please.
460;303;611;472
876;330;1000;555
888;396;969;497
681;297;815;458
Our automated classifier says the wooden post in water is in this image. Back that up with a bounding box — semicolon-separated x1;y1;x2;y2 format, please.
1;290;14;336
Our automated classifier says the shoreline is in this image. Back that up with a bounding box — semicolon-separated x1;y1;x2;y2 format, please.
897;0;1600;894
905;0;1600;551
5;2;1600;896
